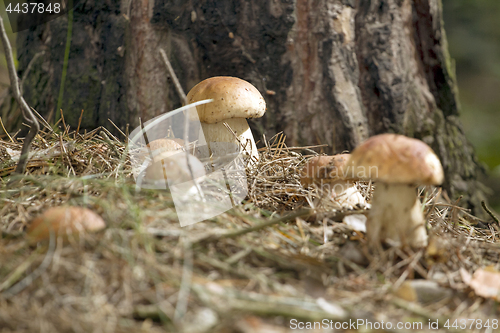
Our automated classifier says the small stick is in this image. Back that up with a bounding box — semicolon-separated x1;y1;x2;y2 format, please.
100;126;121;143
10;129;21;141
53;117;63;129
108;118;127;140
451;195;463;226
159;49;187;102
273;133;285;159
0;15;40;174
262;133;270;154
159;48;202;199
139;118;154;161
221;166;236;207
258;144;329;152
30;107;54;133
99;131;121;157
223;122;248;154
82;126;101;140
59;134;76;176
222;121;255;166
60;109;68;135
197;209;313;243
76;109;84;137
0;117;14;143
481;200;499;225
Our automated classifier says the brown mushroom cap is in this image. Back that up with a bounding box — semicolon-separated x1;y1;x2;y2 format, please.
300;154;355;187
26;206;106;244
348;134;444;185
186;76;266;123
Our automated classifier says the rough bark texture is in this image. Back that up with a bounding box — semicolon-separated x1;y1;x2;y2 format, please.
14;0;129;131
11;0;486;212
125;0;171;126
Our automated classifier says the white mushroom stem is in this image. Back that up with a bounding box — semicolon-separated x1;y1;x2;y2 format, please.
368;183;427;248
198;118;258;162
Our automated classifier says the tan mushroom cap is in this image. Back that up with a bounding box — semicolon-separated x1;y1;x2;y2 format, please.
186;76;266;123
26;206;106;244
141;138;183;161
300;154;355;187
145;150;206;184
348;134;444;185
147;138;183;152
170;138;185;146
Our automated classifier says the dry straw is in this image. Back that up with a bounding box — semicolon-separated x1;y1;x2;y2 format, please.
0;117;499;332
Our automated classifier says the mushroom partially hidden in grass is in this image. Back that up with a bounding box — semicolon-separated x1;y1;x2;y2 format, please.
143;138;182;181
142;138;206;186
147;138;183;152
348;134;444;248
186;76;266;162
300;154;367;209
26;206;106;245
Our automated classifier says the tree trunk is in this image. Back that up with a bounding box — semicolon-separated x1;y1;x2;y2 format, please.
11;0;486;213
14;0;129;131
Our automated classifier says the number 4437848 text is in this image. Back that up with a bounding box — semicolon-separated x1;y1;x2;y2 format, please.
6;2;61;14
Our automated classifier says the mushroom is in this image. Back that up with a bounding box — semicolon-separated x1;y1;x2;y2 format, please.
348;134;444;248
143;139;205;185
145;151;206;186
141;138;180;181
300;154;367;209
186;76;266;162
147;138;183;152
26;206;106;245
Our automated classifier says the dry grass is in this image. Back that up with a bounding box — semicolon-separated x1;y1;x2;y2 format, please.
1;123;499;333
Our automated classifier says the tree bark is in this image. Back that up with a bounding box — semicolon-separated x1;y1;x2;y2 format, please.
11;0;487;213
14;0;129;131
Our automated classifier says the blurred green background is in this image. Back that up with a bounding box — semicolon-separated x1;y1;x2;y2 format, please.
442;0;500;211
1;0;499;210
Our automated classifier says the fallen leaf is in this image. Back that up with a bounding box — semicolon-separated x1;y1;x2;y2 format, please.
465;268;500;301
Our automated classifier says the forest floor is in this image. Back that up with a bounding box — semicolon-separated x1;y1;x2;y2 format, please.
1;123;500;333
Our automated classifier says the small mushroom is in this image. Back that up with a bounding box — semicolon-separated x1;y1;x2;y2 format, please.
143;139;205;185
186;76;266;162
300;154;367;209
147;138;183;153
170;138;185;147
145;151;206;185
142;138;183;181
348;134;444;248
26;206;106;245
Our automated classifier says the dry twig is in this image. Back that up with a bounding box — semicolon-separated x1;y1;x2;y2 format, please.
0;15;40;174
